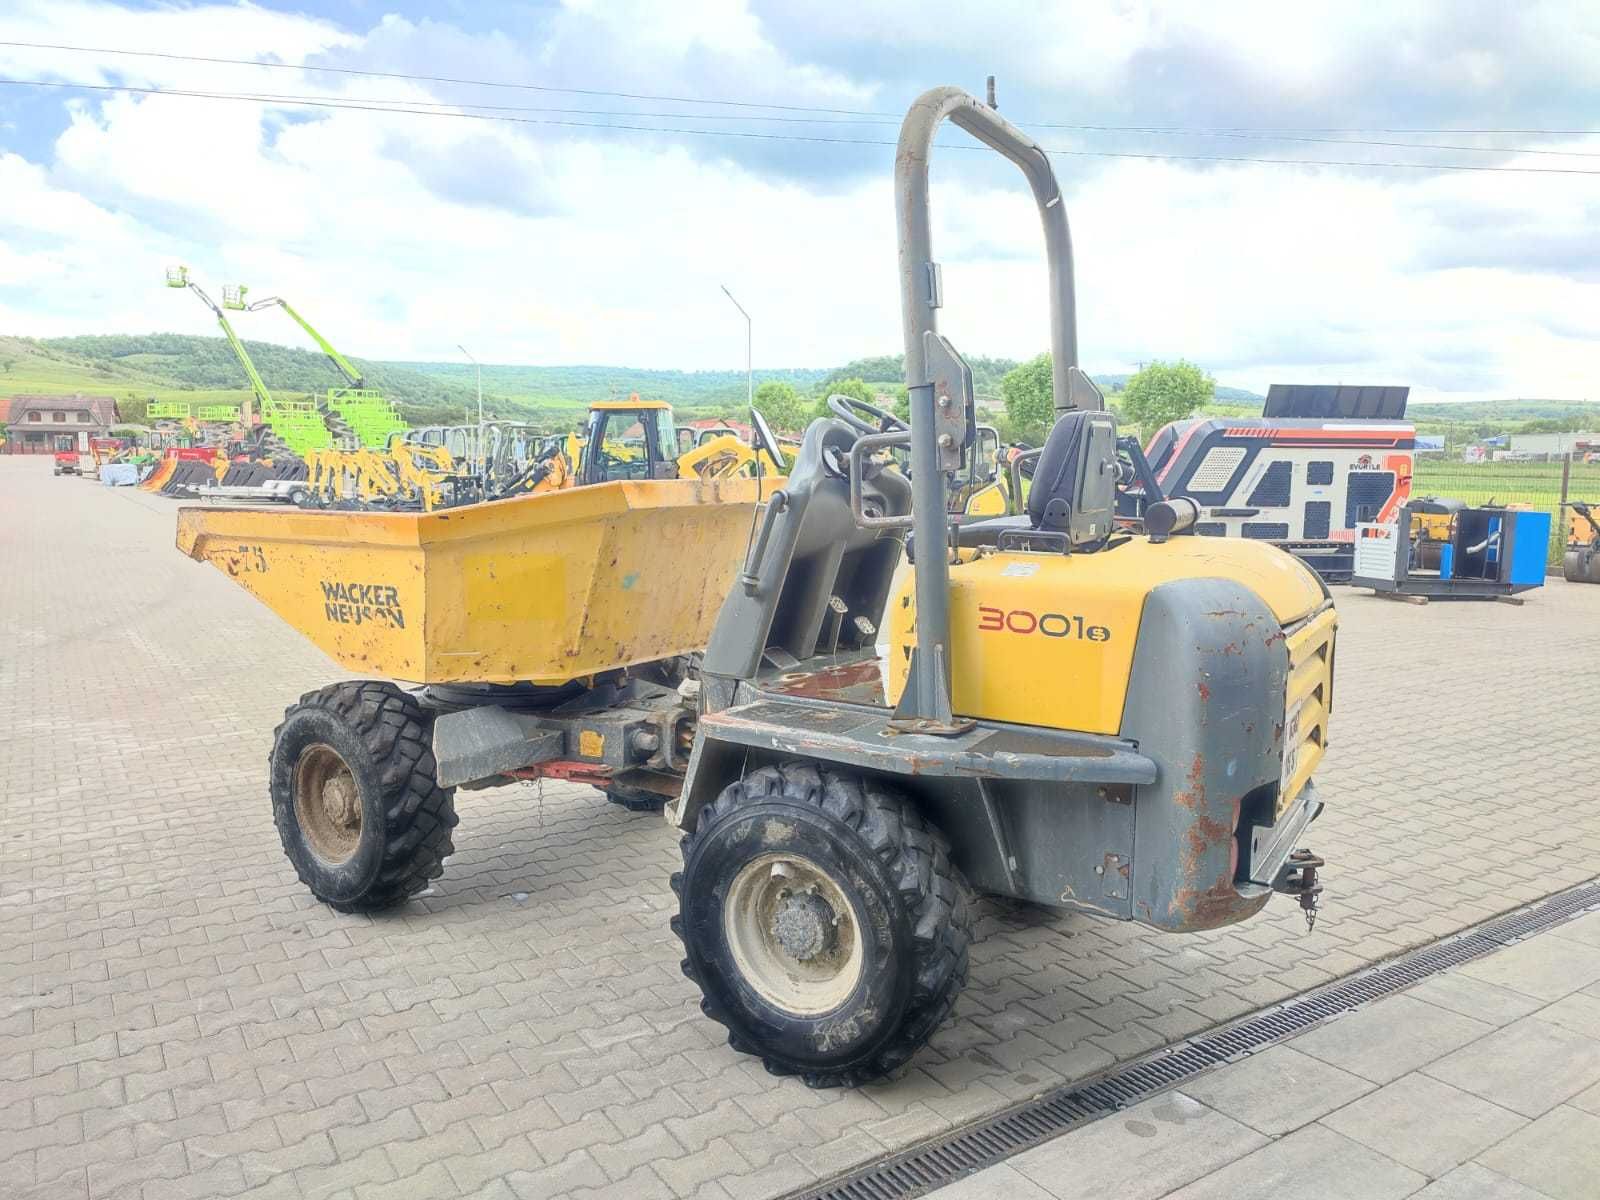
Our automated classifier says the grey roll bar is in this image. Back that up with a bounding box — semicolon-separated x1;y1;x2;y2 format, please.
896;86;1079;413
891;86;1083;727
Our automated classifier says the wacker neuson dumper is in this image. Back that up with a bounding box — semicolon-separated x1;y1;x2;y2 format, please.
182;85;1335;1086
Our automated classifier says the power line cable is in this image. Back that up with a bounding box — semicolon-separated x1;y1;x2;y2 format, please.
0;38;892;115
1033;121;1600;136
5;76;1600;176
7;39;1600;141
1042;127;1600;158
41;79;1600;156
80;84;903;125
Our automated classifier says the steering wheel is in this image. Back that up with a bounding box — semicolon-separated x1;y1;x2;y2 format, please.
828;393;908;435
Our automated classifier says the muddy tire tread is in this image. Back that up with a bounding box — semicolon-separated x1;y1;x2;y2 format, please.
671;760;971;1087
272;680;456;913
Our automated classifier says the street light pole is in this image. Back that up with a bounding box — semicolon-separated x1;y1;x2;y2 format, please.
720;285;752;413
457;344;484;497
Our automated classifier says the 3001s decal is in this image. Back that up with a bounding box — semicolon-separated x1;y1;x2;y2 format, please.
977;606;1112;642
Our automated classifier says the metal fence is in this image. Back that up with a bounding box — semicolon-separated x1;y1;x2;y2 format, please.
1413;455;1600;566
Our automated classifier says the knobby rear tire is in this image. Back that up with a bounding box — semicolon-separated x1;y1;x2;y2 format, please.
672;760;972;1087
269;680;457;913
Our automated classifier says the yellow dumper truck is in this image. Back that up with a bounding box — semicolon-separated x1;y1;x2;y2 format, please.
182;85;1335;1086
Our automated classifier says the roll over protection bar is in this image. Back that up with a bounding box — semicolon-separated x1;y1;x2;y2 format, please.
895;87;1081;415
891;86;1089;725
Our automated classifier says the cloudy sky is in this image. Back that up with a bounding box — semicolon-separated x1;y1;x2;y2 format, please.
1;1;1597;400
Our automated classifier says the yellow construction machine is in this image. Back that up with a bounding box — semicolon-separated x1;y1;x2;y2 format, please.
371;401;776;510
578;397;780;484
180;85;1335;1088
1565;500;1600;583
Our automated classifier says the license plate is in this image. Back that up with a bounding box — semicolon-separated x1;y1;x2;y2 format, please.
1281;698;1307;801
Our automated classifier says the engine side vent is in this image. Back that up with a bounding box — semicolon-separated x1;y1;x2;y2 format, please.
1242;522;1290;539
1188;447;1247;494
1345;471;1396;528
1247;461;1292;507
1304;501;1332;539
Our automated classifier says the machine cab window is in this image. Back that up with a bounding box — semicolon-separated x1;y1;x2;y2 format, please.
580;400;680;484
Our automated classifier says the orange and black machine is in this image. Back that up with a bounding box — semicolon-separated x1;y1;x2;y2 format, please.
1126;384;1414;582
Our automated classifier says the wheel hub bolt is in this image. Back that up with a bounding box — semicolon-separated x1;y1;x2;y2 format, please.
323;775;359;826
772;891;837;961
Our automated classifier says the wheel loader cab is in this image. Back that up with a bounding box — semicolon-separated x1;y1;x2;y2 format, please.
580;400;680;484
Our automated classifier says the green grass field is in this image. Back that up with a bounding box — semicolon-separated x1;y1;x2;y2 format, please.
0;336;264;411
1413;458;1600;505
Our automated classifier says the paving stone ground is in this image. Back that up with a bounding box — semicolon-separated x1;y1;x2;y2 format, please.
935;908;1600;1200
3;453;1598;1200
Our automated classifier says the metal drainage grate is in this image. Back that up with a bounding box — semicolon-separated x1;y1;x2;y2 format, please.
790;879;1600;1200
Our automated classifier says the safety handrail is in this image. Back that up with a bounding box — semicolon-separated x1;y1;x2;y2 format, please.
848;431;915;530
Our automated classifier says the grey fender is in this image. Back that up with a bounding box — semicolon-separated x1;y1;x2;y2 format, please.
1120;577;1291;932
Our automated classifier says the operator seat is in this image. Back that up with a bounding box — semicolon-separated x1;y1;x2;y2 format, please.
932;410;1097;553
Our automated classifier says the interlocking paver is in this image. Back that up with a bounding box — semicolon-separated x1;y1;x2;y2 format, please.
1424;1014;1600;1117
1457;933;1600;1000
6;454;1600;1200
1319;1072;1526;1177
1179;1045;1374;1136
1166;1124;1425;1200
1408;1162;1550;1200
1012;1091;1267;1200
1399;970;1545;1027
1288;993;1494;1084
1477;1104;1600;1200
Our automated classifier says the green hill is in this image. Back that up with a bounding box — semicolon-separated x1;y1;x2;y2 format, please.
9;332;1589;439
0;334;829;428
1407;398;1600;430
386;361;830;412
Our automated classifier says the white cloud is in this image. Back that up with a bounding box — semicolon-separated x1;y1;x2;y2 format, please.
0;0;1596;402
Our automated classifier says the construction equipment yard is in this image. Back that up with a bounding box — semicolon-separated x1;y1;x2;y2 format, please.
5;447;1600;1198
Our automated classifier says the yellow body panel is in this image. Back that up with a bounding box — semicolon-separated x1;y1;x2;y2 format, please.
1412;512;1453;541
177;477;780;686
1280;607;1335;812
961;481;1008;518
888;537;1328;737
676;434;784;480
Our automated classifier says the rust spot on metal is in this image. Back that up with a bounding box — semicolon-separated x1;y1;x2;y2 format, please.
1168;796;1261;930
1178;876;1260;930
1196;681;1211;701
769;659;886;703
1173;752;1207;810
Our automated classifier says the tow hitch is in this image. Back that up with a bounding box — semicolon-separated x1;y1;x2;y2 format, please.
1273;849;1324;932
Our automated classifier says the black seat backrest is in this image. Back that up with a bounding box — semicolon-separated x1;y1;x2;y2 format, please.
1027;411;1093;530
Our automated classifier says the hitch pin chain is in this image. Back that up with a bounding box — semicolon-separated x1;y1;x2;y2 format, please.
1289;849;1324;933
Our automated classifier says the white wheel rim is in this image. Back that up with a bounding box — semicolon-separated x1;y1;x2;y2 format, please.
722;852;866;1017
293;743;363;865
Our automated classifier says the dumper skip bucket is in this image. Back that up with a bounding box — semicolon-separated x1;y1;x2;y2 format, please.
177;478;779;685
